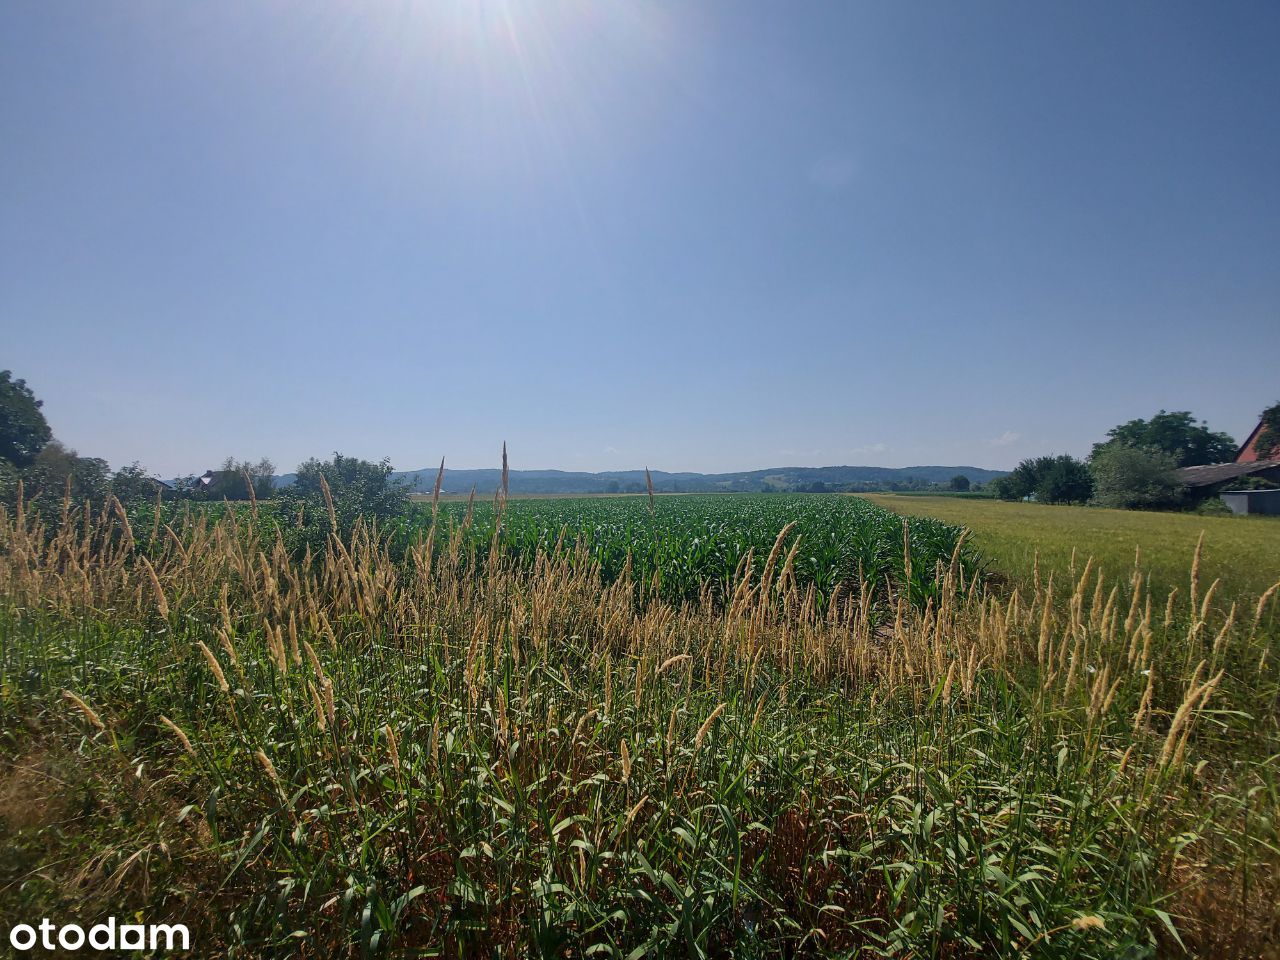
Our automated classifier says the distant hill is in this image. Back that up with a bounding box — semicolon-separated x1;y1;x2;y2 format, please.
276;464;1007;495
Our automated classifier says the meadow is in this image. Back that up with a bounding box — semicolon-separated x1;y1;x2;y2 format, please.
865;494;1280;601
0;492;1277;958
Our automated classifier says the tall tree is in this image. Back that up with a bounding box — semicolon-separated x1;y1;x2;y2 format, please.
0;370;53;467
992;455;1092;504
1033;456;1094;504
220;456;276;500
1092;410;1235;467
288;453;407;520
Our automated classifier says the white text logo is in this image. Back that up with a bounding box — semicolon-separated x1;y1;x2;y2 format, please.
8;918;190;952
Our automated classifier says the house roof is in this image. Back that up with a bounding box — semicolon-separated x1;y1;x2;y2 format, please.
1235;418;1276;463
196;469;236;486
1176;460;1280;488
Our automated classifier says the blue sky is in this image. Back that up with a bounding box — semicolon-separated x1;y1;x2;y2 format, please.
2;2;1278;478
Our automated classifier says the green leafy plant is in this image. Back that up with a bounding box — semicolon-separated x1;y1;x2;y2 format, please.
1089;443;1185;510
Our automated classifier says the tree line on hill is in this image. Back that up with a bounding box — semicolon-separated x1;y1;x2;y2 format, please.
990;405;1280;510
355;463;1009;496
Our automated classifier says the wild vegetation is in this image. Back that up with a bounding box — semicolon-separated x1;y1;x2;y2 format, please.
1;487;1277;958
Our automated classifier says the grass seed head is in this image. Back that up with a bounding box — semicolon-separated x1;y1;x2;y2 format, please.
197;640;230;693
159;715;196;755
384;724;401;772
694;702;726;750
62;690;106;731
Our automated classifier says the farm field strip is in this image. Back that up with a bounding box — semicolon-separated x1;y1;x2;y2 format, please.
416;493;974;609
865;493;1280;602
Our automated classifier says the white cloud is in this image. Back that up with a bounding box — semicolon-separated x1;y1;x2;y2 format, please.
850;442;887;455
985;431;1021;447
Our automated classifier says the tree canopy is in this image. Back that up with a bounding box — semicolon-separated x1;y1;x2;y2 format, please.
17;441;111;507
1092;410;1235;467
0;370;53;468
1089;443;1185;510
991;455;1093;504
287;453;408;521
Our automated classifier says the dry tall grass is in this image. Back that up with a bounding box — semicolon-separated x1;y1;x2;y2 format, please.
0;498;1276;957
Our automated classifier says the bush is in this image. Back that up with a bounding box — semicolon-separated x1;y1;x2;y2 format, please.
111;462;166;505
991;467;1033;501
8;441;110;511
1089;443;1185;510
1194;496;1232;516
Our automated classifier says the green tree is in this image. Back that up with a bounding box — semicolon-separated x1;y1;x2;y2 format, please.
992;455;1091;504
278;454;409;557
188;457;276;501
991;458;1045;501
1254;401;1280;461
949;475;970;492
0;370;53;468
1089;443;1185;510
287;453;408;519
18;441;110;508
222;457;276;500
991;473;1027;502
1092;410;1235;467
1034;455;1093;504
111;462;165;504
